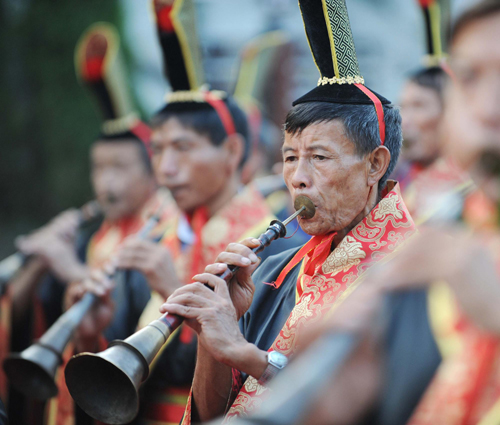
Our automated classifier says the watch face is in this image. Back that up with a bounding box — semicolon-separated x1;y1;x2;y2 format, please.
269;351;288;369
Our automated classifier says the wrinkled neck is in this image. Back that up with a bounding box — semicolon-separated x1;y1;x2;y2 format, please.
332;185;379;249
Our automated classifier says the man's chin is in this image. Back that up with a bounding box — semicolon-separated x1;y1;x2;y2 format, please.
174;198;202;215
103;207;126;222
298;220;330;237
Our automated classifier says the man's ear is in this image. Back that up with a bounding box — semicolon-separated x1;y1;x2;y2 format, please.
223;133;245;174
367;146;391;187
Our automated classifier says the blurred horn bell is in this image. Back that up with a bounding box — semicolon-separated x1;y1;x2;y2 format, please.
3;292;97;400
65;317;172;424
3;344;59;400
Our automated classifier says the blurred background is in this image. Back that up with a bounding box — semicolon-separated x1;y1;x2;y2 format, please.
0;0;477;257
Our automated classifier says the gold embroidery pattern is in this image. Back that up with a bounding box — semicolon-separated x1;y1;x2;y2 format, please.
373;194;404;221
323;0;361;79
243;376;267;396
202;216;230;246
272;283;324;356
202;185;271;269
227;391;264;419
353;192;415;252
322;235;366;275
288;294;314;327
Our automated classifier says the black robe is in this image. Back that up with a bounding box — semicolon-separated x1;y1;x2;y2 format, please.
239;247;442;425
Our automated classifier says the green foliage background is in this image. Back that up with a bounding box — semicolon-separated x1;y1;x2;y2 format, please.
0;0;124;256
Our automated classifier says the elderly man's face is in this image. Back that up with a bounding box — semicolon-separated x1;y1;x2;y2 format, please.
283;120;373;236
444;12;500;202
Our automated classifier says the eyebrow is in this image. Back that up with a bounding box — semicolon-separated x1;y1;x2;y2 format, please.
308;143;332;152
151;136;194;147
171;137;194;145
282;143;333;154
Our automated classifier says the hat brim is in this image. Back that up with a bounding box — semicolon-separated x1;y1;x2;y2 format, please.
293;83;391;106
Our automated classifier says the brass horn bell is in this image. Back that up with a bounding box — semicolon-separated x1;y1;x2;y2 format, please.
65;316;173;424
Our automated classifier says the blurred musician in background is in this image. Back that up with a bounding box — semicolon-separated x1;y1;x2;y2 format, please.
408;1;500;423
395;0;470;221
399;66;448;187
5;22;159;425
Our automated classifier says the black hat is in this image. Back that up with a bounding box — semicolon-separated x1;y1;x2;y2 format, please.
417;0;448;67
75;23;152;147
153;0;236;136
293;0;390;144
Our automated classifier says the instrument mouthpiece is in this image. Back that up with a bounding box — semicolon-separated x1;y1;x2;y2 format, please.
294;195;315;219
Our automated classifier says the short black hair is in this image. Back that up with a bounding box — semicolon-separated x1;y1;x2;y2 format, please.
408;66;449;102
284;101;402;191
150;97;250;167
451;0;500;43
93;132;153;175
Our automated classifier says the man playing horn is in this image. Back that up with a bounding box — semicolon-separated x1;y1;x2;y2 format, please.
159;0;416;423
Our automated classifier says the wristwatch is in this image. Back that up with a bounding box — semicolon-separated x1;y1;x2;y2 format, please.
257;351;288;385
